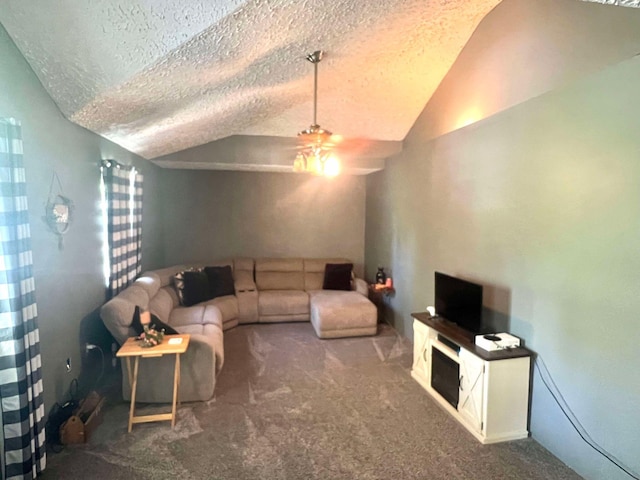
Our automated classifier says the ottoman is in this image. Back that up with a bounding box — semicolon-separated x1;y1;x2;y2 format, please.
309;290;377;339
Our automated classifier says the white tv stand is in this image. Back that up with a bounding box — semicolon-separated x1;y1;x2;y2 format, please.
411;312;532;444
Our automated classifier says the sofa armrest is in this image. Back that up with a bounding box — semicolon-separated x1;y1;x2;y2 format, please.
233;270;258;323
234;270;256;292
352;277;368;297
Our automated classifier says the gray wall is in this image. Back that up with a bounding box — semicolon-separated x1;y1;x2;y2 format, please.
0;24;164;413
418;0;640;143
366;33;640;480
161;169;366;275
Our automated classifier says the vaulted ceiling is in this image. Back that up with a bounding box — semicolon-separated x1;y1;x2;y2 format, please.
1;0;638;173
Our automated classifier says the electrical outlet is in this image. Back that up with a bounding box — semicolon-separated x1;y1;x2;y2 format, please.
65;357;72;373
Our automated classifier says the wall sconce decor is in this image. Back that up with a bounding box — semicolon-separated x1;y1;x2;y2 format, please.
44;172;73;249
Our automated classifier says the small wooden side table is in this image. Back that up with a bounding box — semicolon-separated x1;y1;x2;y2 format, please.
368;284;395;296
368;284;396;323
116;334;190;432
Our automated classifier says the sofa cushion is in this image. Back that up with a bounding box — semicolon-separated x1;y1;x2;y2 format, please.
100;297;138;344
255;258;304;290
170;305;201;326
258;290;309;316
323;263;353;291
148;286;177;323
309;290;377;338
202;305;224;330
203;295;238;323
132;273;161;299
169;304;224;332
174;268;210;306
205;265;235;299
116;285;150;310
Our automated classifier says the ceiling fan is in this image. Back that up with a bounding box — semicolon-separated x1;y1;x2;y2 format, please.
293;50;341;177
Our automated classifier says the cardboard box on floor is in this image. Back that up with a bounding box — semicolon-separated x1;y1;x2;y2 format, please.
60;391;105;444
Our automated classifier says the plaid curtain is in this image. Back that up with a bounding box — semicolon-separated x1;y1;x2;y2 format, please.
101;161;143;298
0;118;46;479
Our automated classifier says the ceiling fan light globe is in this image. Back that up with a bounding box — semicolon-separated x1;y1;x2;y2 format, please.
323;156;341;177
305;154;319;175
293;154;305;172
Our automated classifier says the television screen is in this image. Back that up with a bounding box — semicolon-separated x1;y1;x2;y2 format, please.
434;272;483;333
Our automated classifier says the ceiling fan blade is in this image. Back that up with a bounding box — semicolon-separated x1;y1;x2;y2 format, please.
330;136;373;152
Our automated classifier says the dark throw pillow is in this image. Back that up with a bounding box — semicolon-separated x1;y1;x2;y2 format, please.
131;305;179;336
322;263;353;291
174;268;210;306
204;265;235;299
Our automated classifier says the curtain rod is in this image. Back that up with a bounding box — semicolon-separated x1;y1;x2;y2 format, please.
100;159;137;171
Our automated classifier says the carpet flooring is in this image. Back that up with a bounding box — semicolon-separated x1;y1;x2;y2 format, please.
43;323;583;479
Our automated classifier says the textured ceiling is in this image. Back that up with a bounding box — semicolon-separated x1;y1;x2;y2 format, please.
1;0;639;172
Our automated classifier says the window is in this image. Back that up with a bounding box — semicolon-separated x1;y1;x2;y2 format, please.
100;160;143;298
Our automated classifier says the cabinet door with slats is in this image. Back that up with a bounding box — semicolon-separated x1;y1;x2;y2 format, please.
458;348;485;434
412;320;431;383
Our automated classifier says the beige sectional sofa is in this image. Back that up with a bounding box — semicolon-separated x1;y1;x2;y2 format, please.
100;257;376;404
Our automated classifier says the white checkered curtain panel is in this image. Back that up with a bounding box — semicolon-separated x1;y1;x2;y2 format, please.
0;118;46;479
101;162;143;298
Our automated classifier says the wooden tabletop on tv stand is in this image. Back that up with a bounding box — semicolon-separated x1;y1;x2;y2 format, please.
412;312;532;361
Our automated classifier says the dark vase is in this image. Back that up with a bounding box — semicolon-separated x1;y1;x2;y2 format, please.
375;267;386;285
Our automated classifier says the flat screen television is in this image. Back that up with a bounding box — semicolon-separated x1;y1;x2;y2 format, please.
434;272;483;334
